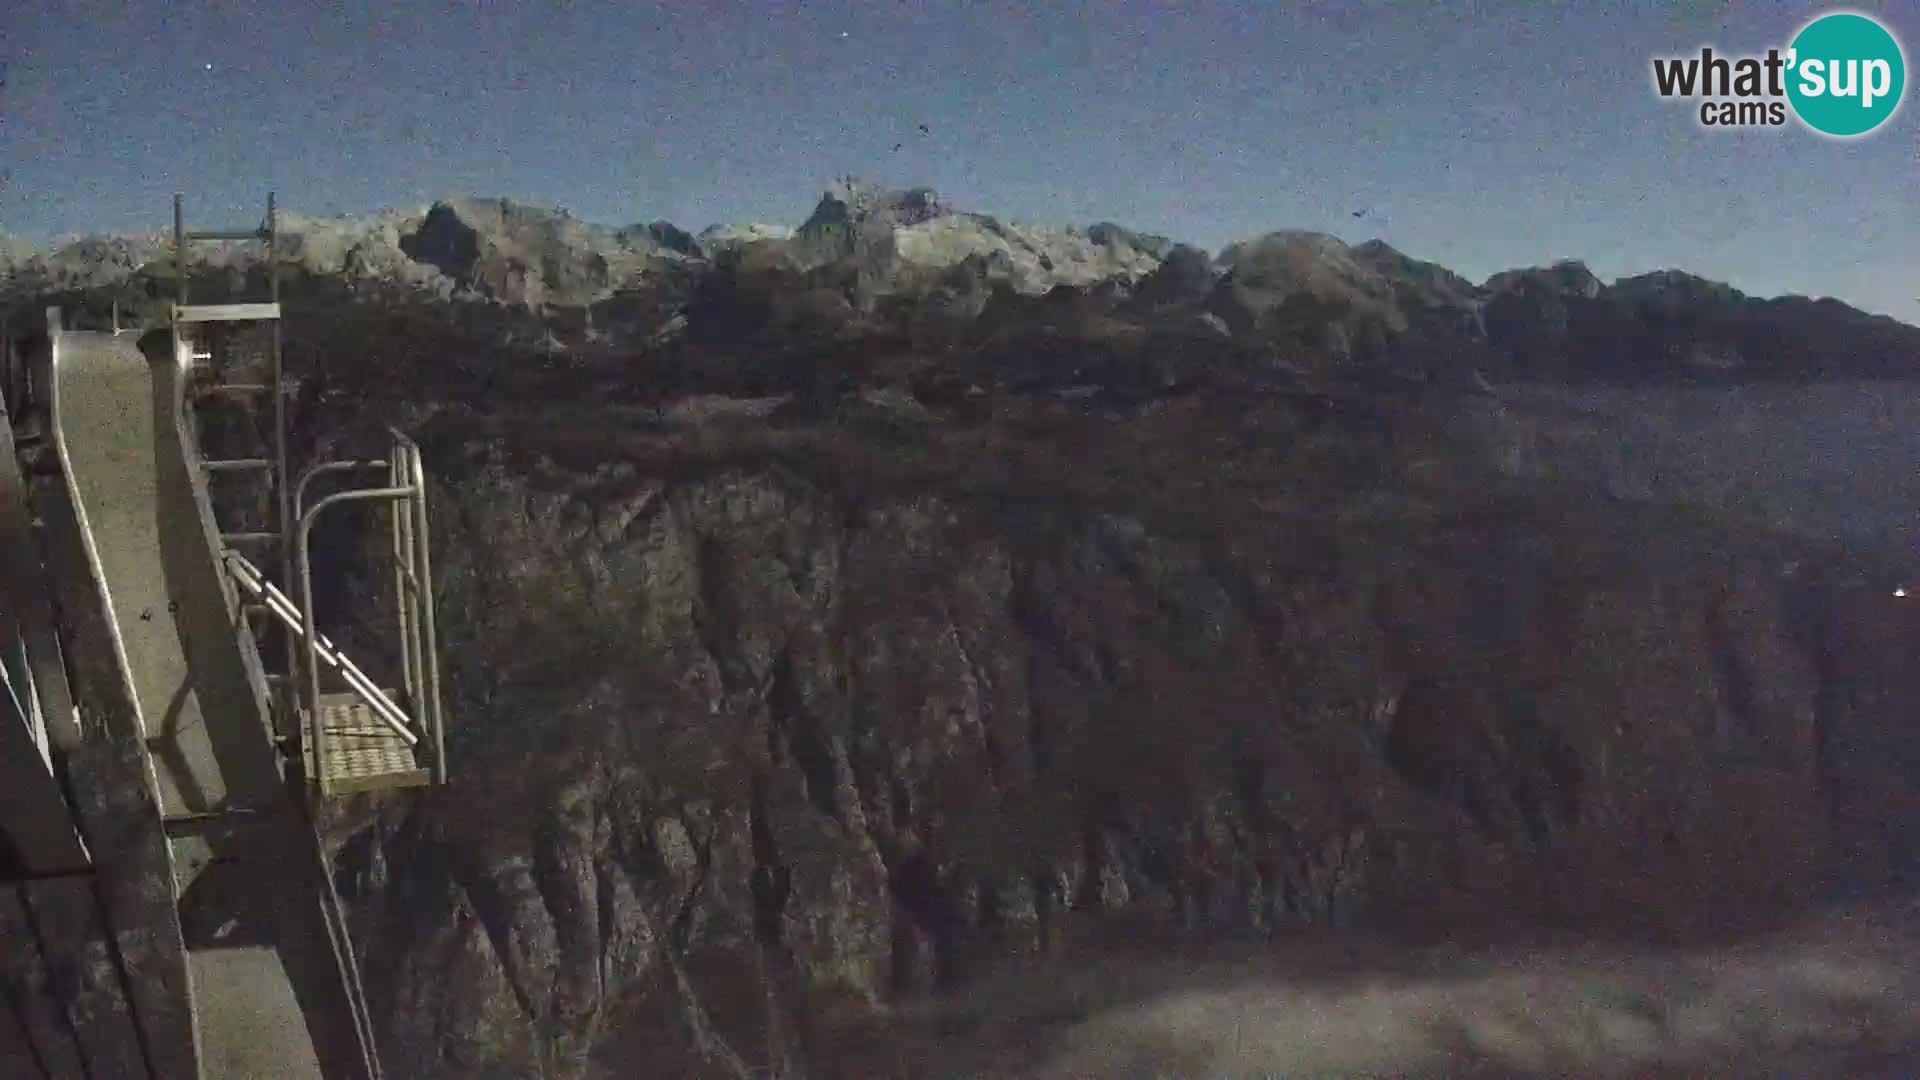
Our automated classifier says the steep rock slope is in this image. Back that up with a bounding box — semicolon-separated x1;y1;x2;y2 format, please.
294;356;1920;1077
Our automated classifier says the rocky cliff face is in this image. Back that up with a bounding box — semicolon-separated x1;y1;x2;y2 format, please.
8;187;1920;1077
286;342;1920;1077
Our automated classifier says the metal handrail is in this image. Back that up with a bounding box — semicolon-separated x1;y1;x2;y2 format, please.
295;459;389;521
297;481;419;792
390;450;419;740
396;435;446;784
244;427;448;793
225;553;418;746
294;457;399;726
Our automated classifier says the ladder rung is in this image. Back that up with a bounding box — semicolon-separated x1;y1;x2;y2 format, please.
194;383;273;397
162;809;272;835
173;303;282;324
186;228;267;242
221;532;281;545
163;807;269;824
203;458;274;472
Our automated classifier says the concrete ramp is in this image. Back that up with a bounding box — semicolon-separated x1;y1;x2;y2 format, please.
47;329;282;813
43;328;376;1079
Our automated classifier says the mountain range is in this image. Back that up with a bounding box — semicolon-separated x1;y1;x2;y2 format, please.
7;179;1918;385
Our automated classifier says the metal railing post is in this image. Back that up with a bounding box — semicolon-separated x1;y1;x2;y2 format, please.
296;514;327;795
173;194;187;307
390;447;419;716
270;193;296;745
407;441;446;784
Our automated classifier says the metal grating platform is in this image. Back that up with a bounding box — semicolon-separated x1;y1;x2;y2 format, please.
313;691;430;794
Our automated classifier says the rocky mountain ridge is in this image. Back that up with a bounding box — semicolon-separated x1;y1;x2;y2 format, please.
8;180;1918;383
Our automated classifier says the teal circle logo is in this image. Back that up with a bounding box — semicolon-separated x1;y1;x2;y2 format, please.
1786;12;1905;137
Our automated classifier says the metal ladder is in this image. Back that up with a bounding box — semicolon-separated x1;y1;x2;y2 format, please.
173;195;445;796
170;193;299;732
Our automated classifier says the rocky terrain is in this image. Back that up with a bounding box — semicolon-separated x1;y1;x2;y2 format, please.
7;182;1920;1077
11;178;1920;383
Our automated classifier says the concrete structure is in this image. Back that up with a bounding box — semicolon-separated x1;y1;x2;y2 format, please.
2;197;449;1079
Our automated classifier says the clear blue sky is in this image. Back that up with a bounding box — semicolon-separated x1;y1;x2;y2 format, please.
4;1;1920;322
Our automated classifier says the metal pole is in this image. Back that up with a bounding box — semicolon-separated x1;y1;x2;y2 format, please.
409;444;446;785
396;446;425;766
173;193;186;307
270;194;297;740
402;449;424;729
390;451;417;714
296;519;327;795
168;195;189;476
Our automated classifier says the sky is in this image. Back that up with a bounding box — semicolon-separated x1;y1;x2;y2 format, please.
4;1;1920;322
